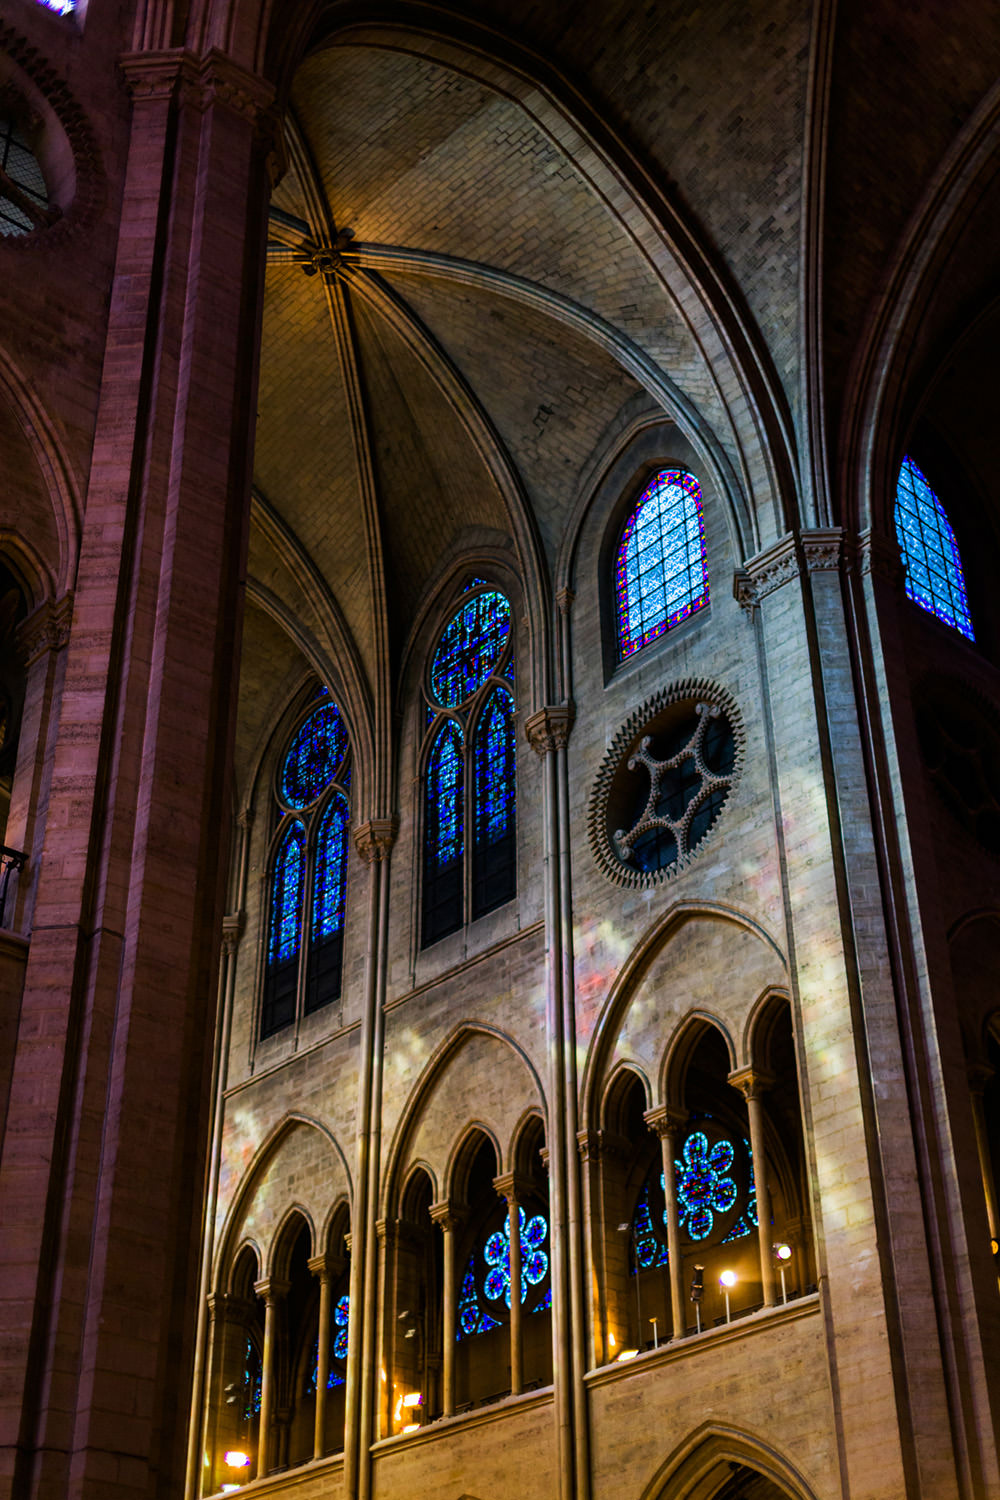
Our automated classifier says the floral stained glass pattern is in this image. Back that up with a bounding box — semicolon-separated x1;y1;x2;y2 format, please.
615;470;708;660
894;456;974;640
430;591;511;707
457;1207;551;1340
676;1131;738;1240
280;701;349;808
630;1122;756;1268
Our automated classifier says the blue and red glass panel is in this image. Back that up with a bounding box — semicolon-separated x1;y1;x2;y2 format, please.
615;470;709;660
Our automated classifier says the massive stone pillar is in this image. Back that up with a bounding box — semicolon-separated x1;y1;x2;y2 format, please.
0;48;274;1500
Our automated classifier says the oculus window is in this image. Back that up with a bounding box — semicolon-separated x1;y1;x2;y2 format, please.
261;693;351;1039
422;581;516;947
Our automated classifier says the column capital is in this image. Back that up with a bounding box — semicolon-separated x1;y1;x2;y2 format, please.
429;1200;464;1233
525;703;575;756
221;912;243;957
308;1252;345;1281
16;593;73;667
253;1276;291;1304
354;817;399;864
120;47;275;123
206;1291;254;1324
555;586;575;616
857;526;906;586
643;1105;689;1141
493;1172;533;1205
728;1066;775;1102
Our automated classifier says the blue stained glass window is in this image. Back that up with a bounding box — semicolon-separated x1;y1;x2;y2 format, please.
615;469;709;660
457;1206;551;1340
430;591;511;707
630;1122;755;1266
894;456;974;640
269;823;306;967
472;690;516;919
280;702;348;808
313;795;350;941
305;1294;350;1394
243;1337;262;1420
423;720;464;945
33;0;76;11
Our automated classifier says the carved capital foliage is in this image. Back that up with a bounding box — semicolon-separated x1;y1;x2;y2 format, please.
643;1105;689;1141
17;592;73;666
121;48;276;127
221;912;243;957
556;587;575;616
354;817;398;864
727;1066;775;1102
801;528;847;574
253;1276;291;1304
525;703;575;757
492;1172;533;1205
741;535;800;608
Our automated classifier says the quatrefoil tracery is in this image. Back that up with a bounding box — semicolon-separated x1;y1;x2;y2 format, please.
613;701;734;866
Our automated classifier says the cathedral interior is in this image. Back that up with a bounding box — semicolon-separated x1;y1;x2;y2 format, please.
1;1;999;1498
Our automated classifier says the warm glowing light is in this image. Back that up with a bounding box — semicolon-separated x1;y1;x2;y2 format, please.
616;1348;639;1361
221;1488;241;1495
223;1452;250;1468
402;1392;422;1408
608;1332;617;1348
775;1243;792;1262
719;1270;737;1287
402;1423;420;1434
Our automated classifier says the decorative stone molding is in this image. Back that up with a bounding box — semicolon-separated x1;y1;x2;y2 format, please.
221;912;243;958
643;1105;689;1141
308;1252;346;1279
292;229;357;283
801;528;847;573
429;1200;464;1234
525;703;575;756
555;587;575;616
121;49;275;125
743;534;800;603
588;678;745;890
253;1276;291;1303
727;1066;775;1102
735;530;852;613
857;526;906;586
354;817;398;864
16;592;72;666
492;1172;533;1205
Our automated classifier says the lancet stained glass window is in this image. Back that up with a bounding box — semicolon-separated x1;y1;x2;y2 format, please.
457;1206;551;1340
243;1336;262;1421
261;692;352;1039
422;583;516;947
0;118;52;238
894;456;974;640
305;1294;350;1393
615;469;709;660
630;1121;756;1270
472;689;516;918
306;794;350;1014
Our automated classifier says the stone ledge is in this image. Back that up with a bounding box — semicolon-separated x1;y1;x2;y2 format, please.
371;1383;554;1453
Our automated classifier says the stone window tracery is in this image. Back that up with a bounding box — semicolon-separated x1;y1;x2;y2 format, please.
894;455;974;640
615;468;709;660
261;693;352;1038
0;115;54;237
631;1119;757;1272
422;581;516;947
457;1204;551;1341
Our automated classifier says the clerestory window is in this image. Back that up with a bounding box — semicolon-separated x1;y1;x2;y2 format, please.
614;469;709;661
422;581;516;947
893;455;974;641
260;692;351;1039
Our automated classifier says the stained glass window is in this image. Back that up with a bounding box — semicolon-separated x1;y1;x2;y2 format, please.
262;692;351;1039
615;469;709;660
280;701;349;808
243;1336;262;1421
305;1294;350;1393
422;585;516;946
894;456;974;640
472;690;516;918
306;794;350;1014
430;591;511;708
630;1121;755;1268
457;1206;551;1340
423;721;464;945
0;119;52;238
33;0;77;12
261;822;306;1037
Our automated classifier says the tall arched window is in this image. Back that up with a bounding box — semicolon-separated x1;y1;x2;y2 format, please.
422;583;516;948
615;469;709;661
894;455;974;641
261;693;352;1039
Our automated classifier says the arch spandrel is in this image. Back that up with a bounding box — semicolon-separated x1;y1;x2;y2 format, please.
385;1026;545;1213
214;1115;352;1287
585;907;787;1122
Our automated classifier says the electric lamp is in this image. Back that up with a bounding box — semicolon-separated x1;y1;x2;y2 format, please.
719;1269;737;1322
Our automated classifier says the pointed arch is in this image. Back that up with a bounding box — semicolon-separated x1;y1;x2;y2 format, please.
642;1421;820;1500
661;1013;738;1109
